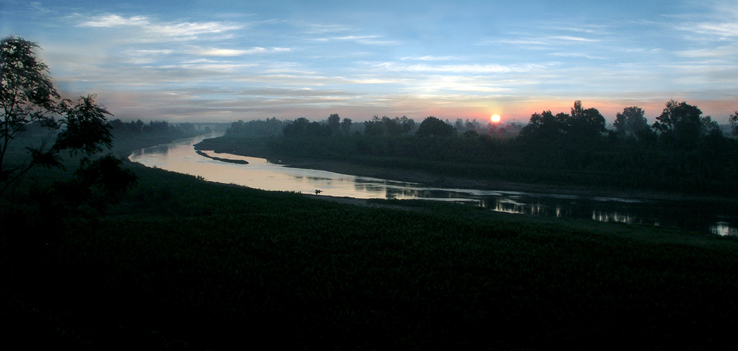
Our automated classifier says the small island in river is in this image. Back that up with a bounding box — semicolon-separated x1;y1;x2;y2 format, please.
196;150;249;164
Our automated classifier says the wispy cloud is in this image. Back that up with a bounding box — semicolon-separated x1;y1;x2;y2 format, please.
154;62;259;75
550;24;610;35
236;88;359;97
372;62;548;74
30;2;52;14
302;23;352;34
79;14;149;27
549;52;606;60
314;35;398;45
551;35;599;42
77;14;243;41
196;47;291;56
121;49;175;64
673;1;738;40
399;56;459;61
484;35;599;46
677;44;738;58
687;23;738;38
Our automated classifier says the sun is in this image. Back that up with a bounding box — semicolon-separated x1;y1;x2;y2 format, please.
491;114;501;123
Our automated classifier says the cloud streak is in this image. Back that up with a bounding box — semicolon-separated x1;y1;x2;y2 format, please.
313;35;398;45
372;62;550;74
77;14;243;41
196;47;291;56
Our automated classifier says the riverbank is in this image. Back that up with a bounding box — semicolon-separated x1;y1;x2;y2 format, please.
194;135;738;203
203;145;737;204
282;157;675;199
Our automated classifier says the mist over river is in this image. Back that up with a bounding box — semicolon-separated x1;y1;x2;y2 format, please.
129;134;738;237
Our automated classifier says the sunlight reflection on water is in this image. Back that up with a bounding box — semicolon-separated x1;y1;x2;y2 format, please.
129;134;738;236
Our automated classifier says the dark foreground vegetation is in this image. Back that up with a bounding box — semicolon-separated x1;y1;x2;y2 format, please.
199;101;738;196
3;160;738;349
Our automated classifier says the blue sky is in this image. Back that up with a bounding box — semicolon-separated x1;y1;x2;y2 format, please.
2;0;737;123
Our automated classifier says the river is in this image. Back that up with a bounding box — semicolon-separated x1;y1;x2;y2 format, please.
128;134;738;237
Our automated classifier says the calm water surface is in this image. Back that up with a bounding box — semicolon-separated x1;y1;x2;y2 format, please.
129;134;738;237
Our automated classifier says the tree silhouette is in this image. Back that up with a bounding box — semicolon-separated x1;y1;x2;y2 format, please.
283;117;310;138
614;106;649;137
364;115;385;136
340;118;352;135
565;100;606;141
415;116;455;137
518;110;565;143
327;113;340;136
1;36;135;208
400;116;415;134
1;36;59;189
652;100;703;148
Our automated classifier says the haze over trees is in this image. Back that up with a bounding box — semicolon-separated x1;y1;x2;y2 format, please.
614;106;649;138
109;118;210;140
731;111;738;135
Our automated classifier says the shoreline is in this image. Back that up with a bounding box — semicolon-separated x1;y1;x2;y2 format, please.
282;159;725;202
198;144;737;204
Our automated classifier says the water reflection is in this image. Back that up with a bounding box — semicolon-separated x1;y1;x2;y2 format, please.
592;210;640;224
712;222;738;236
129;134;738;236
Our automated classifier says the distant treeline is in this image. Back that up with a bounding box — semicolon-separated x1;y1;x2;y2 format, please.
216;100;738;195
223;114;521;138
110;119;211;139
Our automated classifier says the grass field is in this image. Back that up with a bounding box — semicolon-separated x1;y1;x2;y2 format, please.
3;148;738;349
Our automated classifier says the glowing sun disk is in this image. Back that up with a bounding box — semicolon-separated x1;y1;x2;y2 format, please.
491;114;501;123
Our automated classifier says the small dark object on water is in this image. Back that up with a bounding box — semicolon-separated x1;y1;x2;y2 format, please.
315;189;322;195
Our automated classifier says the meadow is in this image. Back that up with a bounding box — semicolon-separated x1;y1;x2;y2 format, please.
3;137;738;348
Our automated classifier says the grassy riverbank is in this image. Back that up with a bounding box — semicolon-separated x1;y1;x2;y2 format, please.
3;149;738;349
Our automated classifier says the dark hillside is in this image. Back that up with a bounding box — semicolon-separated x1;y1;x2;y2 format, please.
3;161;738;349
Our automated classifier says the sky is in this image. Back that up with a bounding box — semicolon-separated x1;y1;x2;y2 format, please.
1;0;737;124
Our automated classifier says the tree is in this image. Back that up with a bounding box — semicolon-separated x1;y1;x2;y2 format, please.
283;117;310;138
327;113;340;135
700;116;721;137
464;119;477;132
652;100;703;148
340;117;352;135
1;36;135;203
455;118;465;132
400;116;415;134
364;115;385;136
565;100;606;140
1;36;58;188
415;116;455;137
730;111;738;136
382;116;403;136
518;110;565;143
614;106;649;137
305;121;327;137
